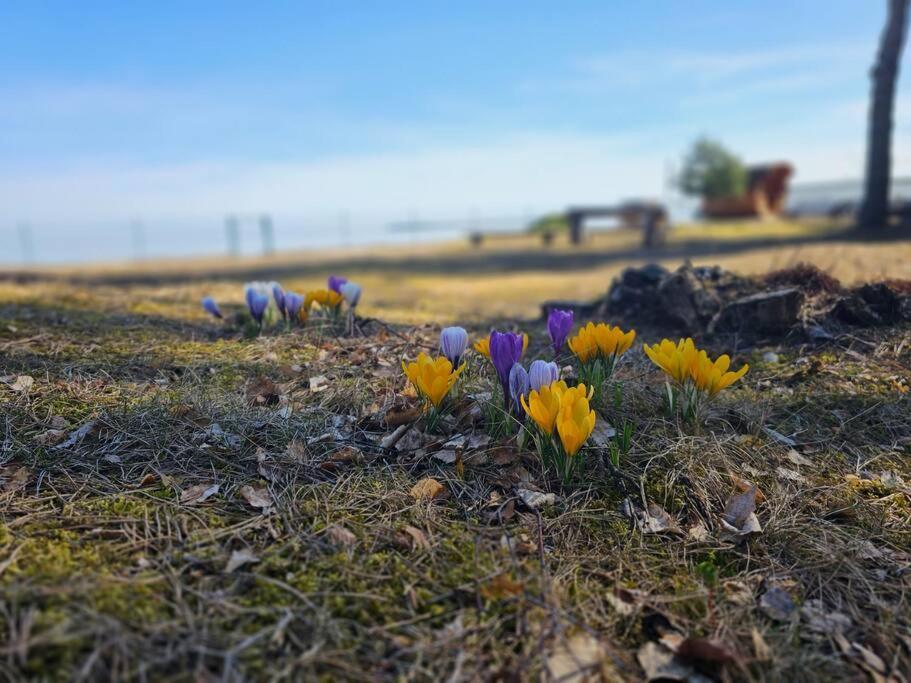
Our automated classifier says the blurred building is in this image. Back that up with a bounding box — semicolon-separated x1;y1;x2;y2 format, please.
702;162;794;219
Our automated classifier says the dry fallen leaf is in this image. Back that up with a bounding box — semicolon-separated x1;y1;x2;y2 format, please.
1;466;29;493
643;502;682;534
431;448;458;464
786;449;813;467
730;473;766;503
410;477;445;501
480;573;524;600
723;486;757;527
546;632;616;683
636;641;693;682
255;448;281;482
482;497;516;525
833;632;891;681
687;522;711;542
238;485;273;510
751;628;772;662
285;438;310;463
394;428;425;453
308;375;329;392
776;466;806;483
54;420;98;450
246;376;281;406
764;427;796;446
9;375;35;392
801;599;852;633
225;548;259;573
35;429;67;447
180;483;219;506
384;403;423;427
720;485;762;541
49;415;69;429
676;637;738;665
380;424;411;450
325;446;365;467
135;472;158;488
605;586;647;616
325;524;357;547
402;525;431;551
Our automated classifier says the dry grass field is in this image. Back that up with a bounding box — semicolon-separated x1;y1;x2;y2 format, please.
1;221;910;681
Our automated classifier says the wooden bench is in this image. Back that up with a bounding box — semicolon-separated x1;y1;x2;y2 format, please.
565;202;670;247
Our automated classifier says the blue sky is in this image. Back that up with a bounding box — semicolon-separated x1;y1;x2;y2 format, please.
1;1;908;228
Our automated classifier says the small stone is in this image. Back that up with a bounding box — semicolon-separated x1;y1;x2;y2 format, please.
516;488;556;509
762;351;779;363
759;586;796;621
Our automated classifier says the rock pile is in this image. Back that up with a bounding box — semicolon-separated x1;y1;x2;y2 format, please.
541;262;911;343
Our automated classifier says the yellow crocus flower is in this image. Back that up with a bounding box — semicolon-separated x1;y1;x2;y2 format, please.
692;351;749;396
555;384;597;456
568;323;599;363
520;380;569;435
593;323;636;358
402;352;466;407
643;338;700;384
305;289;344;311
568;322;635;364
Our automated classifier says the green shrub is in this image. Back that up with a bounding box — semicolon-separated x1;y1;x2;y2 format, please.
678;137;747;200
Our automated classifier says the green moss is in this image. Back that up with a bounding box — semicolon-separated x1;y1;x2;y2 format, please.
64;494;151;519
4;532;109;581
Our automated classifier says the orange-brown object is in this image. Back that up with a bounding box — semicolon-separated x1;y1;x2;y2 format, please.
703;162;793;219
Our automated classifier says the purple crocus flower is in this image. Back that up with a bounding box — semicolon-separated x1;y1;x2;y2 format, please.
272;283;287;319
339;281;362;308
439;326;468;368
284;292;304;321
508;363;530;417
328;275;348;293
489;330;525;406
529;360;560;391
245;286;270;325
201;296;223;319
547;308;574;356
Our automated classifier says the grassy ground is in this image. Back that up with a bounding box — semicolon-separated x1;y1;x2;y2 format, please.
5;218;911;326
2;225;911;681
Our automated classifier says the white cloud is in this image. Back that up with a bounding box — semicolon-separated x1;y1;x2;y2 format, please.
3;120;905;228
0;133;668;224
524;43;871;97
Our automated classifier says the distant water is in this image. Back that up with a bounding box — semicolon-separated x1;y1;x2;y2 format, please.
4;178;909;266
0;213;477;266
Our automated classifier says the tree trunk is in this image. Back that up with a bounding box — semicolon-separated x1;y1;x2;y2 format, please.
859;0;910;232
